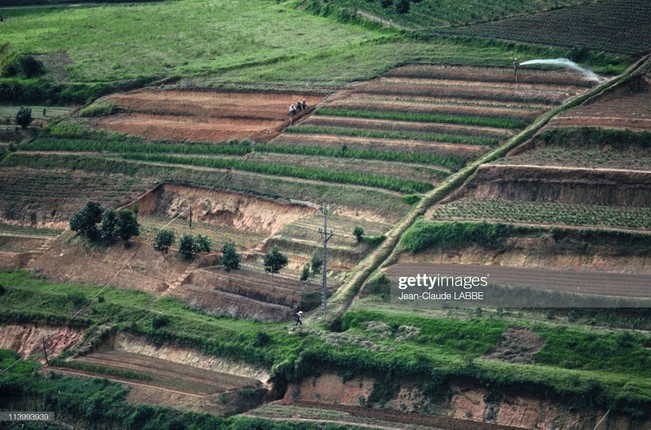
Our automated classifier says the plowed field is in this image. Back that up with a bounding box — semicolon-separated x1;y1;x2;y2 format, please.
94;90;324;142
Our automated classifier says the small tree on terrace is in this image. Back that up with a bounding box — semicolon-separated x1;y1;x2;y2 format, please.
179;234;197;260
99;208;118;242
15;107;32;129
353;226;364;242
195;234;211;253
264;246;288;276
115;209;139;247
153;229;175;255
310;254;323;275
69;202;104;241
221;241;241;273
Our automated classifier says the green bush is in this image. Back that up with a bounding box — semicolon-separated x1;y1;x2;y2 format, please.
401;219;511;252
153;229;175;255
15;106;33;129
178;234;197;260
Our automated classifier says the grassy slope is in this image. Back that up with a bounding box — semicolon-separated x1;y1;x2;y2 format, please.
1;270;650;417
1;0;619;88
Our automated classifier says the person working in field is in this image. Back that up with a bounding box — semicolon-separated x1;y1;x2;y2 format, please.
295;100;303;113
301;99;307;110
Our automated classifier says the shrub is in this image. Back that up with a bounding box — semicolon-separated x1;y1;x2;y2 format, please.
310;254;323;275
15;106;33;129
1;54;45;79
300;264;311;282
115;209;139;246
69;202;104;241
152;314;170;330
401;219;511;252
353;226;364;242
99;208;118;242
221;241;240;272
264;246;288;275
195;234;211;253
67;292;89;309
253;331;272;347
153;230;175;255
0;284;5;296
178;234;197;260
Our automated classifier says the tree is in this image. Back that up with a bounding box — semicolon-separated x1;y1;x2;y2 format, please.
99;208;118;242
310;254;323;275
221;241;241;272
178;234;196;260
15;106;33;129
69;202;104;241
195;234;211;253
115;209;139;246
264;246;288;275
300;264;311;282
353;226;365;242
153;230;175;255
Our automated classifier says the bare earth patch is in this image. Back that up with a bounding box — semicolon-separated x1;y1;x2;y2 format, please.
93;90;324;142
484;328;546;364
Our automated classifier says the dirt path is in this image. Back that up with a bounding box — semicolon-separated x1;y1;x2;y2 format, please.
493;163;651;175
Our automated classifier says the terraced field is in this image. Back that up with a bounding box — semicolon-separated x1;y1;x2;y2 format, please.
279;64;595;176
426;72;651;234
443;0;651;56
550;72;651;131
0;165;158;224
94;90;324;142
430;198;651;230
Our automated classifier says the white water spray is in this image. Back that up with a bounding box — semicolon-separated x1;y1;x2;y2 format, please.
519;58;600;81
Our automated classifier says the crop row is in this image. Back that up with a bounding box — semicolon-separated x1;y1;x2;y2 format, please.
25;138;467;170
430;198;651;229
444;0;651;56
314;108;528;129
285;125;499;146
116;153;433;194
3;153;412;220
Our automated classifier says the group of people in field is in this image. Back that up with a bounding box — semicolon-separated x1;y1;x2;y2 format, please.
289;98;308;117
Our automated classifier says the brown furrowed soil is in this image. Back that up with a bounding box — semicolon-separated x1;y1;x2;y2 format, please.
94;90;324;142
73;350;260;395
384;65;597;87
550;73;651;130
386;263;651;298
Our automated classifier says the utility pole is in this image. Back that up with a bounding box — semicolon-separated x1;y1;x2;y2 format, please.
318;206;334;315
189;205;193;229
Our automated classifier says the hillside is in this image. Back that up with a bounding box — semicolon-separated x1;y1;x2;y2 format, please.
1;0;650;429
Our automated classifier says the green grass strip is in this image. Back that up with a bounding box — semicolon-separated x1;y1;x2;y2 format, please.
116;153;433;194
285;125;499;146
315;108;528;129
24;138;251;157
25;138;466;171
